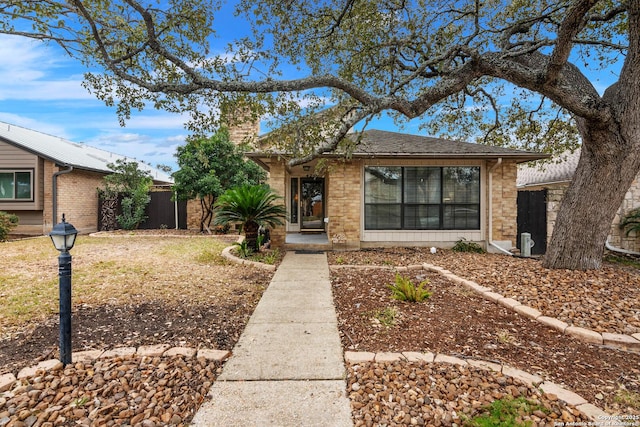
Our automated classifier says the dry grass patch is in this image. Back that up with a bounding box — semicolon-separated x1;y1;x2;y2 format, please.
0;235;260;336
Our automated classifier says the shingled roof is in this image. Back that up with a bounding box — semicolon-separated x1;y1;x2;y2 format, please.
342;130;547;162
0;121;173;184
250;129;548;163
517;149;580;187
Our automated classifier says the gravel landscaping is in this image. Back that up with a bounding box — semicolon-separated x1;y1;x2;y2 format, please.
328;247;640;422
1;236;639;425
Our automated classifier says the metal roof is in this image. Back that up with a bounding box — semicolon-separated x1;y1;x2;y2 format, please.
0;121;173;184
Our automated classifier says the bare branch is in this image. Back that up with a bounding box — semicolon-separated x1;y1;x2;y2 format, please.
545;0;599;85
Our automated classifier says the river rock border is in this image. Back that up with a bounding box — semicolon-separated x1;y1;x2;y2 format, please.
344;351;608;421
330;263;640;354
0;345;230;393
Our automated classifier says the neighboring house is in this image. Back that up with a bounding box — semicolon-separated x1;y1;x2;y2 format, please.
0;121;173;236
517;149;640;254
247;129;547;251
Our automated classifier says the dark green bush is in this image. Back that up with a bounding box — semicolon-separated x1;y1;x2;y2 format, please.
0;211;19;241
452;238;485;253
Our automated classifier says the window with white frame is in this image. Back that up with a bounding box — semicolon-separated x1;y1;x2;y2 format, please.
364;166;480;230
0;170;33;200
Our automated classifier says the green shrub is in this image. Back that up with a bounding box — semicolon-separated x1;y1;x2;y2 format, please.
620;207;640;236
452;238;485;253
389;273;432;302
233;240;252;258
0;211;19;241
465;397;545;427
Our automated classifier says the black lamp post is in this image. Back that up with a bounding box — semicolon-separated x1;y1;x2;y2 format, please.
49;214;78;366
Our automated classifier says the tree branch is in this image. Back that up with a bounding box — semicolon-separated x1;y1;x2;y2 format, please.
545;0;599;85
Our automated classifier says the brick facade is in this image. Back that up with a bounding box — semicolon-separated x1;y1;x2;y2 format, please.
55;165;104;234
324;159;362;249
489;160;518;244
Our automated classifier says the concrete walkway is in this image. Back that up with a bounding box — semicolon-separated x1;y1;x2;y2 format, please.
191;251;353;427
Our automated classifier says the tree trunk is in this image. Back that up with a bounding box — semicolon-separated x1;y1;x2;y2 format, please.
244;221;260;252
543;120;640;270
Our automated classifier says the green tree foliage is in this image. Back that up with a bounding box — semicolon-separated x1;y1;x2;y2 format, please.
2;1;637;270
99;159;153;230
172;129;266;233
214;185;286;252
0;211;19;241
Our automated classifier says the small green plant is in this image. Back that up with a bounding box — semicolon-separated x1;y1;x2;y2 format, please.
335;256;345;265
365;306;399;327
465;397;544;427
452;238;485;253
388;273;432;302
159;223;168;230
614;388;640;410
0;211;19;241
233;240;252;258
71;396;90;408
496;329;516;344
251;248;281;265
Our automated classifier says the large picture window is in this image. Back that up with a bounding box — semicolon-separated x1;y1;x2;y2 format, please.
0;170;33;200
364;166;480;230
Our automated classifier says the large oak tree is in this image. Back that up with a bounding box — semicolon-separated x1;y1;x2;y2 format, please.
1;0;635;270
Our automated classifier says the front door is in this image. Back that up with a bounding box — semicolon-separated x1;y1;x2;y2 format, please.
301;177;324;230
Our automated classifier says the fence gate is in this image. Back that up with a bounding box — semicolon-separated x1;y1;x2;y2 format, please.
517;190;547;255
99;191;187;230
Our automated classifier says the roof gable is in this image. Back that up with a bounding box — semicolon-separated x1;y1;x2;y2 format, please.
0;122;173;184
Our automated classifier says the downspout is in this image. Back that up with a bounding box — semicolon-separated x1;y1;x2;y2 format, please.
487;158;513;256
605;237;640;256
52;165;74;226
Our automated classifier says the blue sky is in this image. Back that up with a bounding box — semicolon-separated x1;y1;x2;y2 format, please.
0;10;622;173
0;35;191;171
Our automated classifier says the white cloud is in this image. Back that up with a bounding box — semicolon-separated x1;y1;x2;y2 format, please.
0;36;92;101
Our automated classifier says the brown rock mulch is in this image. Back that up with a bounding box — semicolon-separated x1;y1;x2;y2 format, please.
328;248;640;419
1;354;220;426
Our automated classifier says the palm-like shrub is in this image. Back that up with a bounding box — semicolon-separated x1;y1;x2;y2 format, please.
214;184;286;252
620;207;640;236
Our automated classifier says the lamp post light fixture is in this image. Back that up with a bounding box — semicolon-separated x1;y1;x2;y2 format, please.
49;214;78;366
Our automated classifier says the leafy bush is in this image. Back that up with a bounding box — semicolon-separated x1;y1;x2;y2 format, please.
452;238;485;253
0;211;19;241
389;273;432;302
99;159;152;230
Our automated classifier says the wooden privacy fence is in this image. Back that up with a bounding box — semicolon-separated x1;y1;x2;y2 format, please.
98;190;187;231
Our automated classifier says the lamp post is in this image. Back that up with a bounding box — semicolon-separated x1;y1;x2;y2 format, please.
49;214;78;366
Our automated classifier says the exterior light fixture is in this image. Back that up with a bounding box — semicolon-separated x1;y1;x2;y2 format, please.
49;214;78;366
303;165;311;172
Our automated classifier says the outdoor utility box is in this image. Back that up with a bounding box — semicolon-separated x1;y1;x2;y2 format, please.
520;232;534;257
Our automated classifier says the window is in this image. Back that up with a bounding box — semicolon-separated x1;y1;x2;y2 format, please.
364;166;480;230
0;170;33;200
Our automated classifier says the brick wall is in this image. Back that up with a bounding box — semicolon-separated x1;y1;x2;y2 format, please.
490;160;518;244
325;159;362;249
267;159;287;248
54;166;104;234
